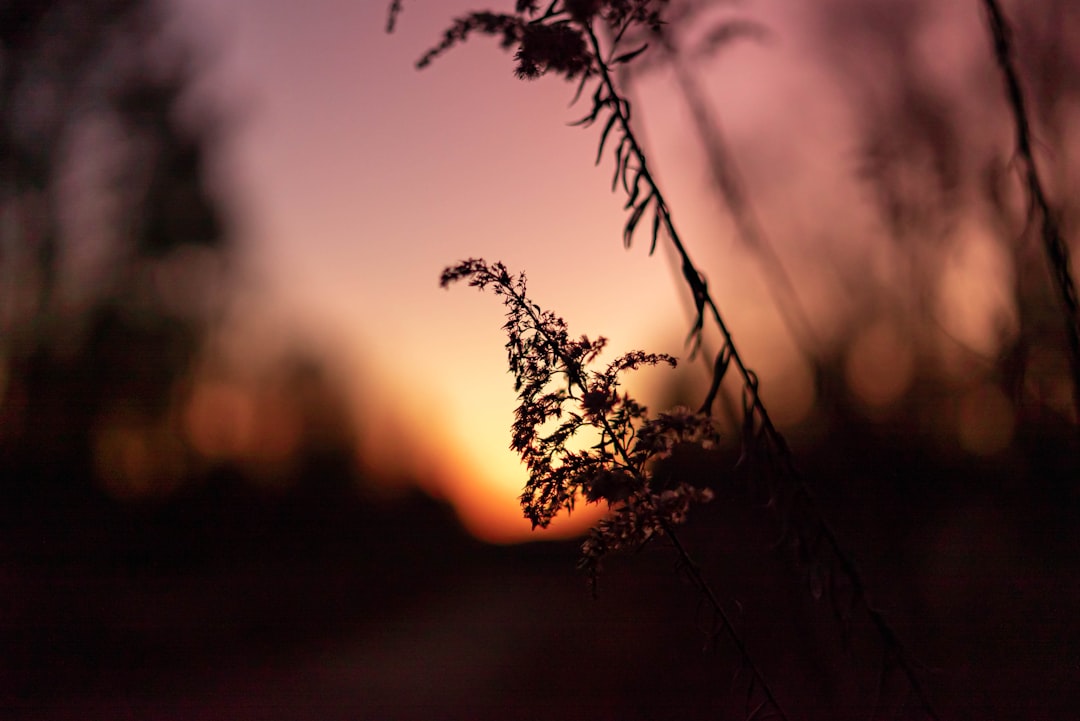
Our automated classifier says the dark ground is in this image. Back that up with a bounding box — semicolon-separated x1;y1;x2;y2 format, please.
2;421;1078;721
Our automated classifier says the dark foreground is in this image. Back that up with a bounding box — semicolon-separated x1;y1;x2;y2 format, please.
2;430;1078;721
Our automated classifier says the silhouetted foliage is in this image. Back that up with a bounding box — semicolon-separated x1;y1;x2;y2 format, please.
441;260;715;560
407;0;1080;719
0;0;229;507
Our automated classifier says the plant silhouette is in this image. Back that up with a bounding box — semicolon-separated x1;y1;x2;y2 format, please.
396;1;1080;719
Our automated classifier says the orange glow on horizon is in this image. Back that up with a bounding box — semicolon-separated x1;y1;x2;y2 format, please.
170;0;1060;543
448;475;609;545
351;371;607;543
431;443;608;545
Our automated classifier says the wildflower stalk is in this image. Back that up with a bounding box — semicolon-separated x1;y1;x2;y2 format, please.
415;3;941;717
980;0;1080;422
441;258;790;721
581;17;942;721
618;17;824;369
582;20;763;420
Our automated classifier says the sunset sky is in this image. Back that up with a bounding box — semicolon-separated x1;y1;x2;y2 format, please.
165;0;1018;540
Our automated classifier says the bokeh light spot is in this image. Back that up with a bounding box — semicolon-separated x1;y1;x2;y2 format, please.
184;381;256;459
845;320;914;412
93;415;186;501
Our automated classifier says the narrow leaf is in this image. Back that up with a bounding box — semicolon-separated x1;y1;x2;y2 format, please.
742;369;760;415
569;104;602;127
621;158;635;194
698;344;732;415
612;43;649;65
682;260;707;357
623;170;643;209
649;204;661;255
596;112;619;165
623;196;650;248
569;69;591;106
611;137;628;191
571;87;607;127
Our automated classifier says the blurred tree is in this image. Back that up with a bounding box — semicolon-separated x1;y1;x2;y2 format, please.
814;0;1080;425
0;0;230;515
584;0;1080;442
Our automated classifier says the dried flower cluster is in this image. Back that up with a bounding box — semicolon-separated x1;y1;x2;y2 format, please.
416;3;958;718
415;0;663;81
440;259;716;584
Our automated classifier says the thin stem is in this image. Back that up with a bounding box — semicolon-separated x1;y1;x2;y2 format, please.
663;31;824;370
981;0;1080;422
584;20;940;721
585;20;774;438
662;517;790;721
502;275;791;721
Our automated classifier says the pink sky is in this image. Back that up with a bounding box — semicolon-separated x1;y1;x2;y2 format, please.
166;0;1018;540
